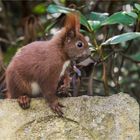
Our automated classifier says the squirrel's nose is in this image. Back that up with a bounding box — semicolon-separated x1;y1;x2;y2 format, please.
80;49;91;60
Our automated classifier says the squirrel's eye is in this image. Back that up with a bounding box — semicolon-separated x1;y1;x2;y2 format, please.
76;41;84;48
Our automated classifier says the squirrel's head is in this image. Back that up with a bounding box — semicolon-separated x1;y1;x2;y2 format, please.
63;12;90;62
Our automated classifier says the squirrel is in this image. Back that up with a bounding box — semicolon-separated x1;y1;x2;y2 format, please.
5;12;90;116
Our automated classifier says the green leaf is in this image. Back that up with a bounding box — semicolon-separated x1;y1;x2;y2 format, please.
126;12;138;19
80;13;91;31
33;3;46;14
47;5;91;31
102;11;135;25
47;4;74;14
88;12;109;22
134;3;140;11
102;32;140;45
88;20;101;31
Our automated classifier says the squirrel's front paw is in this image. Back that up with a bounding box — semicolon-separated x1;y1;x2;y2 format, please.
17;95;31;109
49;101;65;116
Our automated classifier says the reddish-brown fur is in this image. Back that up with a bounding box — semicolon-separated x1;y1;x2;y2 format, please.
5;13;90;116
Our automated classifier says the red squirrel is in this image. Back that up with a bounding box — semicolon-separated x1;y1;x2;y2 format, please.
5;13;90;116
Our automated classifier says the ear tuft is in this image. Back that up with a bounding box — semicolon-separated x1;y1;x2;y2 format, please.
64;12;80;34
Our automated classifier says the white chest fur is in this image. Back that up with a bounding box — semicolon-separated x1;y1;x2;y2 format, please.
60;60;70;78
31;82;41;96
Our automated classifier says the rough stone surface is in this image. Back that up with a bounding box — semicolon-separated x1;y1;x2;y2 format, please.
0;93;139;140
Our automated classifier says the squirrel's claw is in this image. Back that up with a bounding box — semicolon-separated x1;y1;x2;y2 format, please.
18;95;31;109
49;101;65;117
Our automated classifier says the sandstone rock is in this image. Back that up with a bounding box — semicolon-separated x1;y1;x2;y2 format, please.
0;93;139;140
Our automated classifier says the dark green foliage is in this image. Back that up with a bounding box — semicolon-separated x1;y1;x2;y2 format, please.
43;1;140;99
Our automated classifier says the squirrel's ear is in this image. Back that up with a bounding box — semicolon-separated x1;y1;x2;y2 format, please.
64;12;80;39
